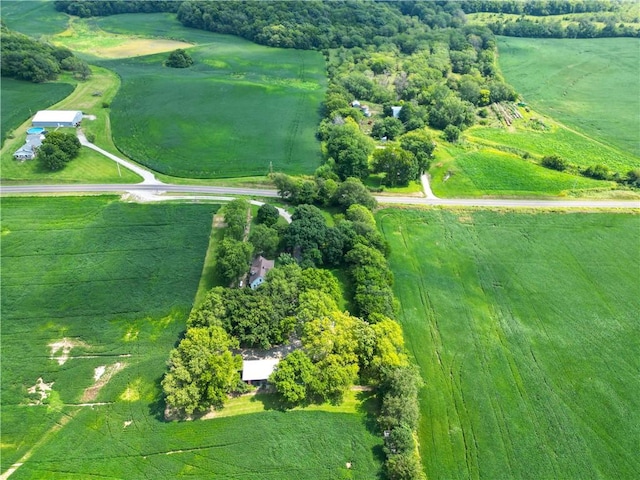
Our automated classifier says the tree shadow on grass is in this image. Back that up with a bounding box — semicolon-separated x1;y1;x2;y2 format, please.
148;375;167;421
248;389;292;411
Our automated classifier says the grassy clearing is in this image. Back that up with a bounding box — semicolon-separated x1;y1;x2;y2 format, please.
497;36;640;157
0;0;69;37
1;196;382;478
430;146;611;197
53;17;193;59
85;14;325;178
467;115;640;172
0;67;142;184
1;79;74;145
377;208;640;480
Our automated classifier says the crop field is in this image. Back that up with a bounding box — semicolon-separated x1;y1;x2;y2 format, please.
87;15;326;178
430;147;609;197
0;0;69;37
377;208;640;480
497;36;640;157
1;79;74;145
0;197;381;479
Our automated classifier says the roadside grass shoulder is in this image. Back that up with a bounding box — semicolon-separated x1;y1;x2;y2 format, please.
377;208;640;480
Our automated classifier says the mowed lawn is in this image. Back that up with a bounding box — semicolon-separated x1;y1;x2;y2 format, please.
99;30;326;178
497;36;640;157
0;197;381;479
377;208;640;479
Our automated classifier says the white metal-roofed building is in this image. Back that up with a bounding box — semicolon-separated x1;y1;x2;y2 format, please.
241;358;280;384
32;110;82;128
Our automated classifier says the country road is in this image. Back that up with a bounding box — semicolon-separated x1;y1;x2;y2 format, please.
1;183;639;209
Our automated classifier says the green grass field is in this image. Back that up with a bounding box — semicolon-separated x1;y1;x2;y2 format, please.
430;147;610;197
497;36;640;157
377;208;640;480
0;0;69;37
1;79;74;145
1;196;382;479
87;14;326;178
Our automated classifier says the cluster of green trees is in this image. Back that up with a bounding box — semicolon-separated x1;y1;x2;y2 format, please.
215;199;253;285
54;0;179;17
458;0;618;16
165;49;193;68
539;155;640;188
273;173;377;210
175;1;466;50
1;25;91;83
281;203;387;269
38;132;81;171
487;17;639;38
378;365;426;480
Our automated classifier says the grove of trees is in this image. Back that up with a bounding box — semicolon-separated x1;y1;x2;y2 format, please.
1;24;91;82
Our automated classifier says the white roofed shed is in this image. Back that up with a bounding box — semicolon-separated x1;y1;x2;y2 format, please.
32;110;83;128
241;358;280;383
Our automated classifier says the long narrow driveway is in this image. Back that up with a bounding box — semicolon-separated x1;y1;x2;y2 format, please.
77;130;163;185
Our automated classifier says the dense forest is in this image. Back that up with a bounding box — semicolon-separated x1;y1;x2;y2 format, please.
54;0;639;39
0;24;91;83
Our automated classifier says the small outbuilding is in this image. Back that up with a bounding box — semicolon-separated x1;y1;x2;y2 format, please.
391;106;402;118
241;358;280;385
249;255;274;289
32;110;82;128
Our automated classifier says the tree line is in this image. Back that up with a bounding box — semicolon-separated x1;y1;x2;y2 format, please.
53;0;179;18
1;24;91;83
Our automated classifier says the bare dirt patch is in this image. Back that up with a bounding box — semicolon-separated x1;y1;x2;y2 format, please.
81;362;126;402
96;39;193;58
27;378;54;405
48;338;90;365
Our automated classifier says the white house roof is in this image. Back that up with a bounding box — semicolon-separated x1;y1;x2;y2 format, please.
241;358;280;381
32;110;82;124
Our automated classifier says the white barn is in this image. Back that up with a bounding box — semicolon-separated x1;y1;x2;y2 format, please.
32;110;82;128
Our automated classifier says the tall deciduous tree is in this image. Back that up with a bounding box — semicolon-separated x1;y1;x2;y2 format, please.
216;238;253;285
372;147;418;187
162;325;242;415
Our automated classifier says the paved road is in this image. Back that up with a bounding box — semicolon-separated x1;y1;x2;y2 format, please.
1;184;638;209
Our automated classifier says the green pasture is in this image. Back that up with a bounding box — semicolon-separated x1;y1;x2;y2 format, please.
430;147;610;197
0;196;382;478
0;0;69;37
377;208;640;480
1;79;74;145
497;36;640;157
86;15;326;178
